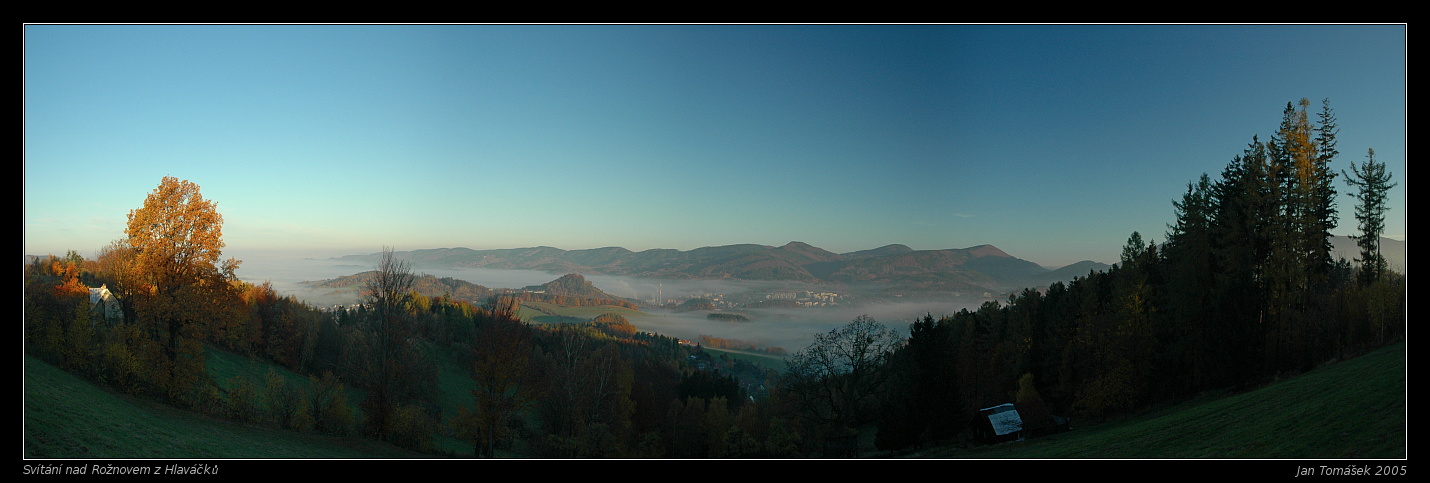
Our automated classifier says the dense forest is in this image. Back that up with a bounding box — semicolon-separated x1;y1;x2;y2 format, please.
23;99;1404;458
863;98;1405;450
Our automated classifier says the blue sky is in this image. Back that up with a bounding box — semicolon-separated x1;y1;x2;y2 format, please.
24;25;1406;268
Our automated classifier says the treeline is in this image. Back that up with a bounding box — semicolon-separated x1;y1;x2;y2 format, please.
392;268;810;457
697;335;788;356
22;248;468;441
860;98;1405;451
23;234;819;458
674;298;717;311
494;290;639;311
21;248;794;457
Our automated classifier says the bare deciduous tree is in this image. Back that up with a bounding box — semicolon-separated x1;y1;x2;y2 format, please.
784;315;902;428
360;247;417;439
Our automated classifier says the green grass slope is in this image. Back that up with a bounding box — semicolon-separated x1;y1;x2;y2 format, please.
23;355;423;459
911;342;1406;459
25;337;1403;460
207;345;476;456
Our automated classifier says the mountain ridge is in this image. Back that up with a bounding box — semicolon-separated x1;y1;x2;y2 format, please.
330;235;1399;299
338;241;1083;295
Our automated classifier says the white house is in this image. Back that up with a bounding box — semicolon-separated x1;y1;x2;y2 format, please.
88;284;124;325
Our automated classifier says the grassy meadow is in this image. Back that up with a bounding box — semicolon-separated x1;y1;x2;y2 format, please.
907;342;1406;459
23;354;422;459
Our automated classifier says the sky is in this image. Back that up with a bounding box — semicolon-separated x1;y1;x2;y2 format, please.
24;24;1407;269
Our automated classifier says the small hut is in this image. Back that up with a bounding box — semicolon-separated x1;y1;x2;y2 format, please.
976;400;1069;443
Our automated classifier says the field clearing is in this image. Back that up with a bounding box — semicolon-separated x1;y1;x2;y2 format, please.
516;300;645;323
702;346;789;370
908;342;1406;459
23;355;422;459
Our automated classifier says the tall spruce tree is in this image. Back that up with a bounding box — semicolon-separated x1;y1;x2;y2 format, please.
1261;99;1340;279
1163;174;1217;392
1308;99;1341;273
1267;101;1309;297
1212;136;1275;292
1209;136;1275;384
1276;99;1341;372
1344;148;1396;284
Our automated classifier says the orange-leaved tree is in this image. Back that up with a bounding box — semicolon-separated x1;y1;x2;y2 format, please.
125;176;240;401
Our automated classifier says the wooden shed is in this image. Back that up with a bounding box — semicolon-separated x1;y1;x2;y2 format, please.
976;400;1069;443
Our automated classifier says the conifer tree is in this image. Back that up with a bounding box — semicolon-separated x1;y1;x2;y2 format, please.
1207;137;1275;384
1344;148;1396;284
1308;98;1341;273
1163;174;1217;391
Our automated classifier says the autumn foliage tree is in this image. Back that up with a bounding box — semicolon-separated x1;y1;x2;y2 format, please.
123;177;241;402
23;252;98;374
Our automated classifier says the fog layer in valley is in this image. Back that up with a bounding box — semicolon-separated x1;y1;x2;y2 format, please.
633;300;976;353
234;253;980;353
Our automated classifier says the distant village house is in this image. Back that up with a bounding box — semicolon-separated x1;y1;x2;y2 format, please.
88;284;124;325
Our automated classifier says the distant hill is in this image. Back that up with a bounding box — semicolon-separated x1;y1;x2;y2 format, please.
310;271;493;304
522;273;621;300
338;241;1107;297
840;244;915;260
1331;235;1406;274
1031;260;1115;287
505;273;640;311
